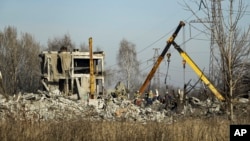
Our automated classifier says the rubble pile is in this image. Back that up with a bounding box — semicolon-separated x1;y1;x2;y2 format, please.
0;91;249;122
0;92;172;123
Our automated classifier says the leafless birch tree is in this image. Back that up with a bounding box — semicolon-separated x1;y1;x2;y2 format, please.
117;39;140;91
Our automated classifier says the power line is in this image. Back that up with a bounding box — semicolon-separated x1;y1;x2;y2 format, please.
207;8;250;15
137;30;174;54
107;21;211;76
108;11;199;68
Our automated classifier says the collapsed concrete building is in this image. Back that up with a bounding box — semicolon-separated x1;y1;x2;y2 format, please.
39;48;105;100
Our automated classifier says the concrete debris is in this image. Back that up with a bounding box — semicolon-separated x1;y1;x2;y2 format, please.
234;98;249;104
0;92;249;122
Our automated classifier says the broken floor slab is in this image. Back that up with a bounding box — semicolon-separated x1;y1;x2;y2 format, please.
1;92;248;123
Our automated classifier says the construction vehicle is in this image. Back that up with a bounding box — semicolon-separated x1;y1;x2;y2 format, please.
172;41;225;101
139;21;225;101
139;21;185;95
39;38;105;99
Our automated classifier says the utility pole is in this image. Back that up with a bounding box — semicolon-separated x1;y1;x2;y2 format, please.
209;0;222;84
152;48;160;90
89;37;95;99
189;17;216;83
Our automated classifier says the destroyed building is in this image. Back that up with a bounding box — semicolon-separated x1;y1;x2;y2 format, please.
39;48;105;99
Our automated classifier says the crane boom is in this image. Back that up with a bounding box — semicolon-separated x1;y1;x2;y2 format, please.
89;37;95;99
139;21;185;95
172;41;225;101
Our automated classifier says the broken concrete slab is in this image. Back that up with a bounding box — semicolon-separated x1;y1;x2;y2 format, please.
1;91;248;123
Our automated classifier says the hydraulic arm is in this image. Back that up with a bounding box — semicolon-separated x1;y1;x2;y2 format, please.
172;41;225;101
138;21;225;101
139;21;185;95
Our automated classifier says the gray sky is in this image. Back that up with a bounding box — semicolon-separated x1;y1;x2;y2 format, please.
1;0;249;87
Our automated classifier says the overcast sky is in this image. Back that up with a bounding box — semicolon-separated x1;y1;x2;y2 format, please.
1;0;249;88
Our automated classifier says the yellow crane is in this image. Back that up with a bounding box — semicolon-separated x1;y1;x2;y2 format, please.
139;21;185;95
139;21;225;101
89;37;95;99
172;41;225;101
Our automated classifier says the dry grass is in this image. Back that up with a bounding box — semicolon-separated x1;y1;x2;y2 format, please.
0;116;249;141
2;95;249;141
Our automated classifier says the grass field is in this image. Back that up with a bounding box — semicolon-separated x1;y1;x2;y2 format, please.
0;115;249;141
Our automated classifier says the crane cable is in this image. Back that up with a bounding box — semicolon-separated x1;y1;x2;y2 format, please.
164;53;171;84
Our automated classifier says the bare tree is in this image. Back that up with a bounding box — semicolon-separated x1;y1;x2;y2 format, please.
0;27;19;94
18;33;41;92
47;34;75;51
80;42;102;52
0;26;41;94
117;39;140;91
183;0;250;120
235;62;250;98
80;42;89;51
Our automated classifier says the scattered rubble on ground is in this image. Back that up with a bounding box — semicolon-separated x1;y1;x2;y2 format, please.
0;91;249;123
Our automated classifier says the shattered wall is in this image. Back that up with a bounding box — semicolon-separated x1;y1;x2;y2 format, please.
39;50;105;99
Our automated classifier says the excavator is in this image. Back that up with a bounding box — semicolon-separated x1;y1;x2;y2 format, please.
139;21;225;101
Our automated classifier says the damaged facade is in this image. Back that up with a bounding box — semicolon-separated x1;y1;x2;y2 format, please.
39;48;105;99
